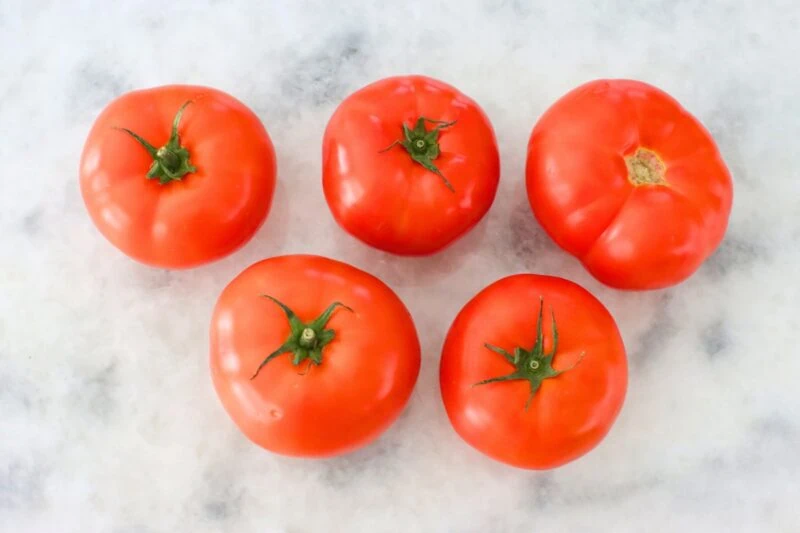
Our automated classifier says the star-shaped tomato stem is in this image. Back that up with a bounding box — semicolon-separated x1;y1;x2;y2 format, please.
117;101;197;184
474;298;586;410
250;295;353;380
380;117;457;192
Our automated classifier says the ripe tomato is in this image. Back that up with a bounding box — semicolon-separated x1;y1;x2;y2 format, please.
526;79;733;290
440;274;627;469
80;85;276;269
323;75;500;255
210;255;420;457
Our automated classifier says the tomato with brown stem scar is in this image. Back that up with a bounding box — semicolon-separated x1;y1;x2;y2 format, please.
526;79;733;290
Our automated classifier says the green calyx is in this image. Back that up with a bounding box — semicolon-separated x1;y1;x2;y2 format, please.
474;298;586;410
250;295;353;380
117;101;196;184
380;117;456;192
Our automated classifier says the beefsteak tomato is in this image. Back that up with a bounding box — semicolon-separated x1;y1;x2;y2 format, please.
440;274;627;469
80;85;276;268
210;255;421;457
323;75;500;255
526;79;733;290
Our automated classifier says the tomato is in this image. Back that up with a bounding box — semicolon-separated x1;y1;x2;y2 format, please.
210;255;420;457
440;274;627;469
526;79;733;290
80;85;276;269
323;75;500;255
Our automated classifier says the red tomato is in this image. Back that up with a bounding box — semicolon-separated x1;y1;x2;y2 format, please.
80;85;276;269
323;75;500;255
526;79;733;290
440;274;627;469
210;255;421;457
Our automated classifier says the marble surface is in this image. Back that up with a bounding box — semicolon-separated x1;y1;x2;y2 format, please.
2;1;799;531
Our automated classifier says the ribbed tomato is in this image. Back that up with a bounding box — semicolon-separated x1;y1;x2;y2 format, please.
526;79;733;289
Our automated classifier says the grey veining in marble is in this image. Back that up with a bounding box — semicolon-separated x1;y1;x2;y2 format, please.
1;1;799;532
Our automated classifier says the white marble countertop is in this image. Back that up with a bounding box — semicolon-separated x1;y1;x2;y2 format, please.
2;1;799;532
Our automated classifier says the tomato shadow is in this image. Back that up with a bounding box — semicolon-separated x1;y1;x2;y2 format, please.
330;212;492;289
505;183;561;265
274;427;405;491
122;180;291;285
315;435;401;489
218;180;293;270
502;183;628;286
500;181;638;314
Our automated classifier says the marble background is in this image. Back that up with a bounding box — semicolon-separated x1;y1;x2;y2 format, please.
2;1;799;531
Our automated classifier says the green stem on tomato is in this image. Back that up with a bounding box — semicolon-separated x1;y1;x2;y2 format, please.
250;296;353;380
117;101;197;185
474;298;586;410
379;117;457;192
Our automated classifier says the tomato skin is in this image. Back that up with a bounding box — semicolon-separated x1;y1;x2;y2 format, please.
526;79;733;290
210;255;421;457
440;274;627;470
323;75;500;255
80;85;276;269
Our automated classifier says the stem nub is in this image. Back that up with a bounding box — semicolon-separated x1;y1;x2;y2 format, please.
299;328;317;348
155;147;181;174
